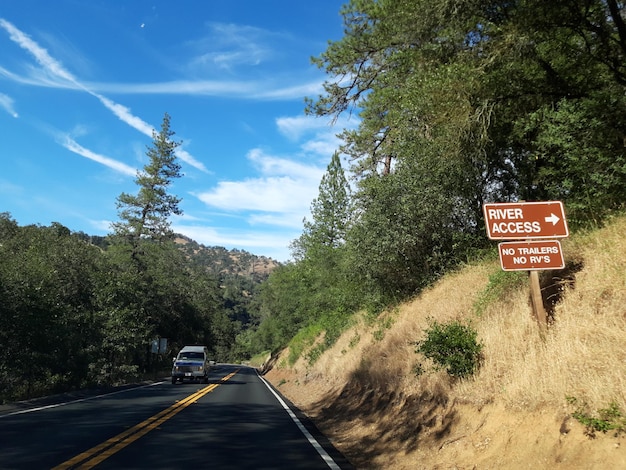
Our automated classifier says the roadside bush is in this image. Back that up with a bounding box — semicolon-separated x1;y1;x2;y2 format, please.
415;319;483;378
566;396;626;437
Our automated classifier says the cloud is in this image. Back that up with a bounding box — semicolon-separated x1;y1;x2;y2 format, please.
93;94;154;137
175;147;210;174
87;218;113;232
248;213;305;228
0;18;208;172
0;92;18;117
276;113;357;159
0;18;78;86
276;115;332;141
194;148;324;225
0;178;24;195
0;17;324;104
186;22;277;72
59;135;138;176
196;177;313;216
253;79;326;100
172;223;296;262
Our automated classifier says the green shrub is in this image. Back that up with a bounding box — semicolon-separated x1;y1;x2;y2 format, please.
473;270;527;316
415;319;483;378
288;323;323;365
566;396;626;437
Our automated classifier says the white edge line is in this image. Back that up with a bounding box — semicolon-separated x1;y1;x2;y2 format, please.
256;369;341;470
0;381;165;418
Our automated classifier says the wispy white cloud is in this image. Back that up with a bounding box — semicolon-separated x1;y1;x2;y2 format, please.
247;148;323;177
173;224;290;248
0;92;18;117
197;177;312;215
171;223;295;261
0;18;79;85
93;79;255;96
1;16;323;103
248;213;305;228
276;113;357;160
276;114;338;141
0;65;325;101
0;178;24;195
101;78;325;101
301;135;342;157
93;94;154;136
59;135;138;176
194;148;323;226
0;18;208;172
186;22;278;73
175;147;210;175
88;218;113;233
253;80;325;100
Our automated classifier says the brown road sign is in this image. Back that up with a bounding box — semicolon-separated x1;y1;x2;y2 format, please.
498;240;565;271
483;201;569;240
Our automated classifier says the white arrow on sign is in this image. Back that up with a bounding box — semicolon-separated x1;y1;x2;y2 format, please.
545;213;560;225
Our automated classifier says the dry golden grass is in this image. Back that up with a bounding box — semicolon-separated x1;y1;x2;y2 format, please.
459;217;626;411
312;214;626;412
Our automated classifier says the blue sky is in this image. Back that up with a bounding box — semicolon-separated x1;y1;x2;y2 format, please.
0;1;354;262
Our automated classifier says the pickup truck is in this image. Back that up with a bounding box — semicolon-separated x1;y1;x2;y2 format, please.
171;345;211;384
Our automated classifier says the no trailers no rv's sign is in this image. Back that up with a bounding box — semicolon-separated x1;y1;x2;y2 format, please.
498;240;565;271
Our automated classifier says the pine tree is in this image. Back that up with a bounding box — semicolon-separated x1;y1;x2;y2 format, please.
291;151;351;259
111;113;182;244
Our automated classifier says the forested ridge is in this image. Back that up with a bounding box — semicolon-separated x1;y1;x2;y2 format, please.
2;0;626;404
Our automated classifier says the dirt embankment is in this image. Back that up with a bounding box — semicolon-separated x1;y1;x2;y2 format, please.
267;364;624;469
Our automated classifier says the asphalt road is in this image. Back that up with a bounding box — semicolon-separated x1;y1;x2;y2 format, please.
0;365;352;469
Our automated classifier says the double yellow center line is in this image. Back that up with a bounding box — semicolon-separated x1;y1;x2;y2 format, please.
53;370;238;469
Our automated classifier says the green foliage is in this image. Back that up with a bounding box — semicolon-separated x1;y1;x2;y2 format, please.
372;312;396;342
473;269;528;317
288;324;323;365
250;153;361;357
566;396;626;437
0;215;106;400
291;151;351;258
252;0;626;367
515;94;626;227
299;0;626;315
415;319;483;378
348;333;361;349
412;363;426;377
304;310;353;366
0;211;256;402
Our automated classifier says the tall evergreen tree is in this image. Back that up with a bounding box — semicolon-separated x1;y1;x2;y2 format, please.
111;112;182;245
101;113;186;379
291;151;351;259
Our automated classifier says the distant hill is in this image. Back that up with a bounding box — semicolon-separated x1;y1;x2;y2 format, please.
75;231;282;281
174;234;281;281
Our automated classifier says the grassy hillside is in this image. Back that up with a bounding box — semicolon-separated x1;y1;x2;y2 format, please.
264;214;626;469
